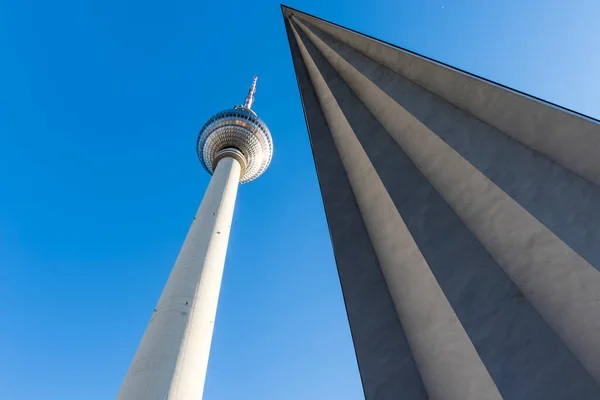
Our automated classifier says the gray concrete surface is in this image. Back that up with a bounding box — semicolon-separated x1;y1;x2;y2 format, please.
289;8;600;187
293;21;503;400
298;21;600;399
308;22;600;272
293;14;600;386
285;17;428;400
283;5;600;399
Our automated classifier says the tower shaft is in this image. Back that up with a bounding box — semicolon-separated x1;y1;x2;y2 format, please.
117;156;241;400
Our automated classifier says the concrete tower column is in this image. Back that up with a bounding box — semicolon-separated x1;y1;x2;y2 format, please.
116;77;273;399
117;155;241;400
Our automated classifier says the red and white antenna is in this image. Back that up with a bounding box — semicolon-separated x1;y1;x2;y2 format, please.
243;76;258;109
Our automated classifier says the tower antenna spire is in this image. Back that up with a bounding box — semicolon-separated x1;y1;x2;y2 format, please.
244;76;258;109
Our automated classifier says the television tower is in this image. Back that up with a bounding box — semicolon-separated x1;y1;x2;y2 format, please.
117;77;273;400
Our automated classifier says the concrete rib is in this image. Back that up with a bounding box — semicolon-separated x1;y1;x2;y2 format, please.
284;17;429;399
291;16;600;385
291;20;504;400
289;10;600;187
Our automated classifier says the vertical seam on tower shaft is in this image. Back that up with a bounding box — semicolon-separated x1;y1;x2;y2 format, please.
117;157;241;400
168;156;241;398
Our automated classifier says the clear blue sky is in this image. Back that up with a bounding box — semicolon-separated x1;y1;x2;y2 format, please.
0;0;598;399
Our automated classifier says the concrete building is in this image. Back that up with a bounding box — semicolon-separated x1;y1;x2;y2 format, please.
282;5;600;400
116;77;273;400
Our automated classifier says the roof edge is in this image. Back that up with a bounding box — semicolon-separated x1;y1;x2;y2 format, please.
280;4;599;124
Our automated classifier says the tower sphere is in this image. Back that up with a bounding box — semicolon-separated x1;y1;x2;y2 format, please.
197;106;273;183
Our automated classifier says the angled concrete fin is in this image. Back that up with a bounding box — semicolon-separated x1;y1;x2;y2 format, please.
282;5;600;400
